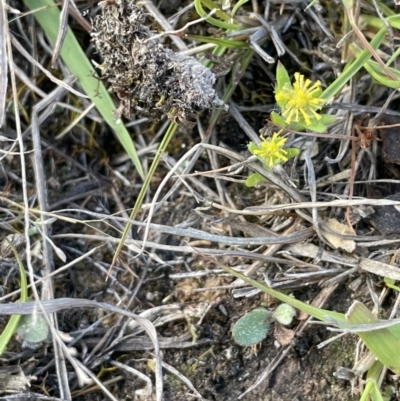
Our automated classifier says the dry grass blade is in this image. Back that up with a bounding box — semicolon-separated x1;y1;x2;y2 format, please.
0;298;163;401
4;1;400;400
111;360;153;399
30;79;72;400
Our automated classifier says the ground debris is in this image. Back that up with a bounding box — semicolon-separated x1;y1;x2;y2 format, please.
91;0;224;126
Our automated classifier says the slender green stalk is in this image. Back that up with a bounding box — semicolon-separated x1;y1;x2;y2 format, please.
110;122;178;269
111;0;250;268
362;13;400;29
363;61;400;88
232;0;249;16
194;0;243;30
0;240;28;355
210;256;346;323
184;34;249;48
206;48;254;137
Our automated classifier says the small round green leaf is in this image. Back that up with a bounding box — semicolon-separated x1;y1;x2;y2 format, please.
232;307;271;346
275;62;291;95
16;314;49;344
245;172;266;187
273;304;296;326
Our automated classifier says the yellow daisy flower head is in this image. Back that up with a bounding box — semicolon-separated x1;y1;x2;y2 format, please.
275;72;325;126
251;132;289;168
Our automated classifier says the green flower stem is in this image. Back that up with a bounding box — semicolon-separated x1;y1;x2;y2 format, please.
205;48;254;136
321;25;388;102
232;0;249;17
112;0;250;267
194;0;243;30
0;240;28;355
184;34;249;49
111;122;178;268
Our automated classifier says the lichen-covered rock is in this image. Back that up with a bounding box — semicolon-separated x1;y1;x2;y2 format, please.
91;0;224;126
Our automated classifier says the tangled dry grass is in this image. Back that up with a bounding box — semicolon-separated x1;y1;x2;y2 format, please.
1;1;400;400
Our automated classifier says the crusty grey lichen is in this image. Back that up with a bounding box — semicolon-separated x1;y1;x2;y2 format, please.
91;0;224;126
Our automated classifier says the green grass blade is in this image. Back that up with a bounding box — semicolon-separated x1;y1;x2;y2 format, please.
110;122;179;269
199;0;233;21
363;55;400;86
214;261;346;323
360;361;385;401
0;240;28;355
360;374;385;401
362;13;400;29
23;0;144;179
321;25;387;102
194;0;242;30
345;302;400;375
363;61;400;88
232;0;249;17
184;34;249;48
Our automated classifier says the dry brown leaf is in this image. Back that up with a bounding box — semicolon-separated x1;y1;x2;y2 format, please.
321;218;356;253
274;324;295;346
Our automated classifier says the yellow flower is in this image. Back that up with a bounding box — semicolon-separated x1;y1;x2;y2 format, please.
275;72;325;126
251;132;289;168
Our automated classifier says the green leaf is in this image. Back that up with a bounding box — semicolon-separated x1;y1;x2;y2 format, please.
271;111;288;127
384;277;400;292
274;304;297;326
360;375;385;401
185;34;249;49
232;0;249;16
287;114;334;133
23;0;144;178
321;25;388;102
194;0;242;30
362;14;400;29
285;147;300;159
346;302;400;375
319;114;338;126
305;0;320;10
232;307;271;346
17;313;49;345
301;119;328;133
272;110;334;133
245;172;266;187
363;60;400;89
275;62;291;97
0;239;28;355
248;141;259;155
359;361;385;401
341;0;354;9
